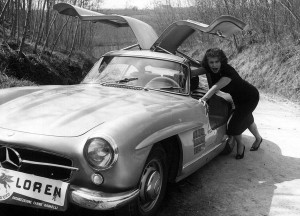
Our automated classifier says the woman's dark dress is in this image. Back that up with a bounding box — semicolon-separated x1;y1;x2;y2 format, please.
208;64;259;135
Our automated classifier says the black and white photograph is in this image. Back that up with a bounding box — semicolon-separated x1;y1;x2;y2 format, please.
0;0;299;215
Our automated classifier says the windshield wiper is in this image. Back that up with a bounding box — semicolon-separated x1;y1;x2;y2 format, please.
159;86;183;90
117;77;138;83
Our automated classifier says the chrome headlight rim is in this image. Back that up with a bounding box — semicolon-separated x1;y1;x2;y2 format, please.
84;135;119;171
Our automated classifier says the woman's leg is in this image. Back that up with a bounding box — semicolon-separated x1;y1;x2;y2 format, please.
234;134;244;154
248;122;262;148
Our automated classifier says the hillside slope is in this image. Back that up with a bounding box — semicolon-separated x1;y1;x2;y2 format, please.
189;41;300;104
0;42;94;88
1;41;299;104
230;42;300;103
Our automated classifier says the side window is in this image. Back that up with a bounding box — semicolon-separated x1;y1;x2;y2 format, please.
190;67;210;99
178;65;188;92
144;63;188;94
190;66;209;92
198;74;209;90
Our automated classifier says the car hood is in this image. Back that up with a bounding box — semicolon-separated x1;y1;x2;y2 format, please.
0;85;186;137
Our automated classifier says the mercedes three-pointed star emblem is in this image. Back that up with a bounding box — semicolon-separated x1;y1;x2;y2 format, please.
0;147;22;170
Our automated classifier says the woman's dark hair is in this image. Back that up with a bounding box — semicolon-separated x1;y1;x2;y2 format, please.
201;48;228;70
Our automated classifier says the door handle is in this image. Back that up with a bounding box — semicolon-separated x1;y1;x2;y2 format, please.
199;99;209;116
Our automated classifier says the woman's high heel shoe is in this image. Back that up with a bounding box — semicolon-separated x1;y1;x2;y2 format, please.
236;146;245;160
250;138;263;151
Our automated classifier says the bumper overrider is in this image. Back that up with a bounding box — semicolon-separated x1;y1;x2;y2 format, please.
69;185;140;210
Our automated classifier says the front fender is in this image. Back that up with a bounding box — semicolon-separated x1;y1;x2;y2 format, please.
86;100;206;190
135;121;204;150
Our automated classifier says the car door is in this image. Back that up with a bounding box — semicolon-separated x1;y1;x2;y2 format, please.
53;3;158;50
151;16;246;54
176;94;219;181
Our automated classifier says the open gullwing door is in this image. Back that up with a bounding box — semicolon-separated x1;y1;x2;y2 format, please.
53;3;158;50
152;16;246;54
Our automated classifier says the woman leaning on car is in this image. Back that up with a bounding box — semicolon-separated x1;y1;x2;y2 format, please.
200;48;263;159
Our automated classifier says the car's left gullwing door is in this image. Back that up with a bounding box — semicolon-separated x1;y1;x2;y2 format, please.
53;3;158;50
151;16;246;54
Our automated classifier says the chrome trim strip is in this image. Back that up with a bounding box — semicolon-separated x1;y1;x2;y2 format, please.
21;159;79;171
176;50;201;66
102;135;119;168
122;44;140;50
104;52;185;64
70;185;139;210
183;141;224;169
144;88;190;96
153;45;174;55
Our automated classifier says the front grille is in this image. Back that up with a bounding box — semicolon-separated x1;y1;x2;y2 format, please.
0;144;74;181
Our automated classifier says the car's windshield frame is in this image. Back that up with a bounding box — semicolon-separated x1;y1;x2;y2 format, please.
82;55;191;96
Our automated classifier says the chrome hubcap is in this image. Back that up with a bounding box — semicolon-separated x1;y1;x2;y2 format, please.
139;159;163;212
146;170;161;200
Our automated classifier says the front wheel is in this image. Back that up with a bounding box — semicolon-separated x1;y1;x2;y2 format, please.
115;146;168;216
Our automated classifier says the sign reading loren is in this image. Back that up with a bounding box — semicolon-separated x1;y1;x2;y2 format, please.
0;168;69;211
15;178;62;199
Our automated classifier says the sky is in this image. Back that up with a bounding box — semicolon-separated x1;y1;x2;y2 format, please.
101;0;152;9
100;0;193;9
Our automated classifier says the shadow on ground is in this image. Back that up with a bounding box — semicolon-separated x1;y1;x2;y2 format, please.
158;135;300;216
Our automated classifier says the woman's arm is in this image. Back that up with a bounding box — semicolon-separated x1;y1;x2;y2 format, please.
200;77;231;101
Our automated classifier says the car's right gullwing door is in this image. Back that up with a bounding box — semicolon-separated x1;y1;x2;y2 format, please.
151;16;247;54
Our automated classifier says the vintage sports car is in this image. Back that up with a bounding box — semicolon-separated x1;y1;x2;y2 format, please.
0;3;246;216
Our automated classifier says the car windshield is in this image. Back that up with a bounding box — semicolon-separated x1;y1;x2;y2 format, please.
82;56;189;94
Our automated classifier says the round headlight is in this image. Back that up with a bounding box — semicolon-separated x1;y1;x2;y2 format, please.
85;138;118;170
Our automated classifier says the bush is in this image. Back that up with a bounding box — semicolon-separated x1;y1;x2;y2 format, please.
0;41;94;88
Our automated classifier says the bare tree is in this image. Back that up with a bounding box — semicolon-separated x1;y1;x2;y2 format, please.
44;0;50;43
41;12;57;55
68;17;79;57
10;0;16;39
277;0;300;22
31;0;41;42
33;0;46;53
0;0;10;21
50;16;70;55
19;0;32;55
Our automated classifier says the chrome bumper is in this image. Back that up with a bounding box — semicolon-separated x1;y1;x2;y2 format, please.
69;185;140;210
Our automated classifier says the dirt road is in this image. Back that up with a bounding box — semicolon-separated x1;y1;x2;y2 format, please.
2;93;300;216
158;93;300;216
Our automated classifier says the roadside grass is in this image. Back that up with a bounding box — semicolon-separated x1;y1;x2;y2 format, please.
189;39;300;104
0;38;299;104
0;41;94;89
0;73;35;88
229;41;300;103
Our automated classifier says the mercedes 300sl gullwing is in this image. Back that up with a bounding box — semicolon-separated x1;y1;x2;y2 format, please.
0;3;246;216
